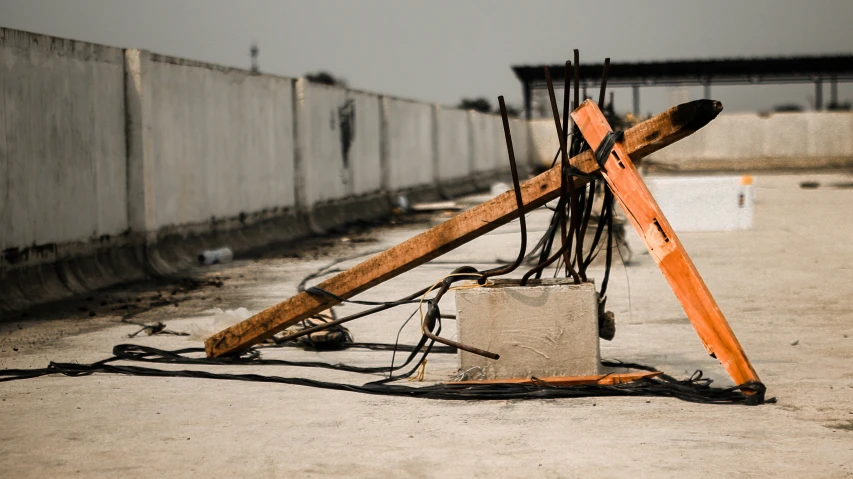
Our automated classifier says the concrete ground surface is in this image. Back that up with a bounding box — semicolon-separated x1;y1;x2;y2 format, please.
1;172;851;478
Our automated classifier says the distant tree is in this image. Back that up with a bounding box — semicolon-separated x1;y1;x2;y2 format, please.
503;104;521;118
458;97;492;113
305;71;347;87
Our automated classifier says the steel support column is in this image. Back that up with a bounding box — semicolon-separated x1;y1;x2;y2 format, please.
815;79;823;111
632;84;640;117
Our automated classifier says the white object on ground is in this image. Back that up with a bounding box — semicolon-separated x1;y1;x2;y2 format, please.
645;175;754;232
410;201;462;212
198;247;234;265
394;195;410;212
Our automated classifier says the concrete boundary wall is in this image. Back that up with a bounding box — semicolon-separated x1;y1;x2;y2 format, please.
1;28;128;262
0;28;142;312
130;51;297;232
296;81;382;205
470;112;498;176
0;27;532;313
530;119;559;169
647;111;853;171
509;117;532;177
435;107;472;182
295;80;386;231
382;97;436;192
434;106;476;196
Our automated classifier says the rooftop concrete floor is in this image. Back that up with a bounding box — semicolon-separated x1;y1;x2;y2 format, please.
1;172;852;478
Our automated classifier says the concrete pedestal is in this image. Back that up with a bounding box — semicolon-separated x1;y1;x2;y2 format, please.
455;279;601;380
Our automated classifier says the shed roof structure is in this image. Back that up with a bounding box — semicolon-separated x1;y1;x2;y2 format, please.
513;55;853;117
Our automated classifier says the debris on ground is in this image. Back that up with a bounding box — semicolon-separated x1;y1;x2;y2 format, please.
198;247;234;265
123;320;189;338
410;201;462;212
800;180;853;189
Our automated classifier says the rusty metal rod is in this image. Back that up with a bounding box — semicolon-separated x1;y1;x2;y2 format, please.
576;57;612;279
543;66;581;283
573;49;580;111
478;96;527;283
560;60;575;278
598;57;611;108
426;267;500;360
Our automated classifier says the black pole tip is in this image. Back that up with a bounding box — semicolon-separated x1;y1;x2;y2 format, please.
671;99;724;132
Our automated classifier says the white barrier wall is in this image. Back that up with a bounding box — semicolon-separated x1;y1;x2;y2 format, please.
0;29;127;254
508;118;532;172
646;176;754;231
650;111;853;164
529;119;559;168
469;112;499;173
127;52;296;232
0;27;540;309
807;113;853;158
435;107;471;182
382;97;435;190
297;81;382;205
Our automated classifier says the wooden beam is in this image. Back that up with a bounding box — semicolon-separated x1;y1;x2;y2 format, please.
205;100;723;358
571;99;761;387
452;371;661;387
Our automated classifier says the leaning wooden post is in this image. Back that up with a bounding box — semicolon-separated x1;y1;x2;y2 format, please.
571;99;761;388
205;100;723;358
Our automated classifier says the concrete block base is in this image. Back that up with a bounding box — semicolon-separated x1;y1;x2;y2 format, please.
455;279;601;380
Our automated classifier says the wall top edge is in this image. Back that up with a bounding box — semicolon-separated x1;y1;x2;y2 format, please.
0;26;124;64
301;80;509;117
148;52;296;82
299;79;383;99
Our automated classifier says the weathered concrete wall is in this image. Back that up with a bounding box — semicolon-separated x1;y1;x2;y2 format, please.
509;117;532;176
0;28;128;262
807;113;853;158
530;119;559;169
0;27;534;312
296;81;382;206
435;107;471;182
382;97;435;191
648;111;853;171
0;28;140;312
470;111;500;173
129;52;296;232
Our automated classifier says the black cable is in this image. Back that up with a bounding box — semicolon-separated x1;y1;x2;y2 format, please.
270;341;457;354
0;351;770;405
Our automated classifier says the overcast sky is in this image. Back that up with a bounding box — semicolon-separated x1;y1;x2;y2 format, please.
2;0;852;114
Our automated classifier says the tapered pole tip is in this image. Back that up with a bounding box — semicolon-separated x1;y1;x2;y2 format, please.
670;99;724;132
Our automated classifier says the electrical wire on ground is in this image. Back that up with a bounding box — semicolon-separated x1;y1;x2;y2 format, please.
0;343;770;405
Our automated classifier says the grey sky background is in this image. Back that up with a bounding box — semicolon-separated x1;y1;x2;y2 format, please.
1;0;852;114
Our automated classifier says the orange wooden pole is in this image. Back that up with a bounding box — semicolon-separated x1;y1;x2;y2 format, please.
572;100;761;387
